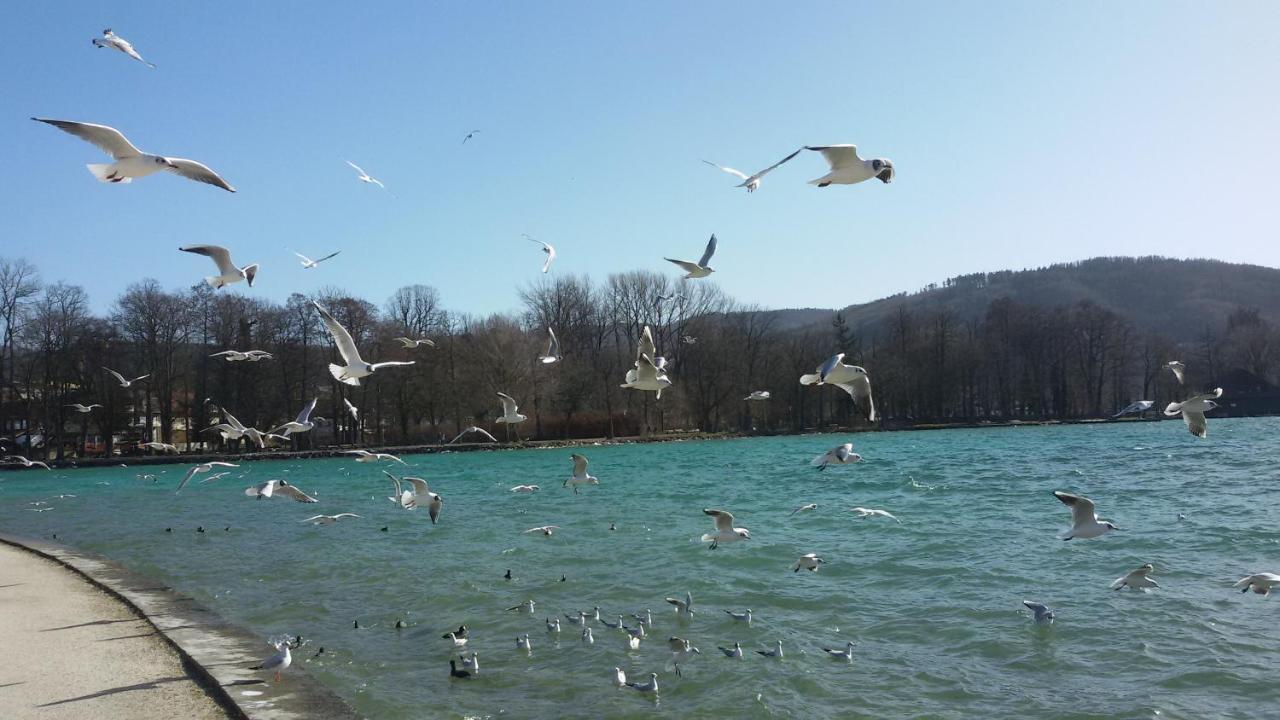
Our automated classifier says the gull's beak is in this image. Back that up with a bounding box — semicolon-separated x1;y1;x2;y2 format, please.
877;168;894;183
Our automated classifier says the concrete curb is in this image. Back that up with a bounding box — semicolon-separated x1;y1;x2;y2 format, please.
0;533;361;720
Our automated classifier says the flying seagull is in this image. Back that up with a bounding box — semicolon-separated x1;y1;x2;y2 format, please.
1163;360;1186;385
245;479;318;503
564;453;599;494
804;145;894;186
293;250;341;269
210;349;272;361
1111;563;1159;591
811;442;862;470
66;403;102;413
701;148;802;193
510;484;540;493
743;390;771;401
33;118;234;191
394;337;436;349
140;442;177;453
4;455;51;470
622;326;672;399
343;398;359;422
539;327;562;364
789;503;818;516
462;130;480;144
1053;491;1119;540
180;245;258;289
176;461;239;491
1234;573;1280;596
342;449;406;465
449;426;498;444
345;161;394;195
1023;601;1055;624
270;398;318;436
313;301;414;385
523;525;560;536
103;367;149;387
665;591;694;618
1112;400;1154;418
301;513;362;525
496;392;527;425
665;234;718;279
792;553;824;573
850;507;900;522
701;509;750;549
91;29;155;68
800;353;877;421
525;236;556;273
1164;388;1223;438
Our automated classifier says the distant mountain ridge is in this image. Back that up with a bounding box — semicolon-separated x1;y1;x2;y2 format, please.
771;257;1280;343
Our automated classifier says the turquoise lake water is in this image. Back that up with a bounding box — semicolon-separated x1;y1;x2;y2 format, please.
3;419;1280;719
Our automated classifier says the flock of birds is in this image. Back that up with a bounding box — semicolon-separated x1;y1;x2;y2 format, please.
4;25;1266;705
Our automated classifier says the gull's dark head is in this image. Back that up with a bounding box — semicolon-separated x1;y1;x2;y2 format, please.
873;159;895;183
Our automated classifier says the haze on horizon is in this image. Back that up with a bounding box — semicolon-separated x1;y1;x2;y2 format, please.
3;1;1277;315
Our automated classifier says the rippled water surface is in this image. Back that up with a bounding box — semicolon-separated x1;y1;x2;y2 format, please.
4;419;1280;719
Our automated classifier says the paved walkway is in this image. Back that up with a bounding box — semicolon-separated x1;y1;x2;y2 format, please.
0;543;228;720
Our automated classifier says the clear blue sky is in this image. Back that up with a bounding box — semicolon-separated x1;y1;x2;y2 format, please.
4;2;1277;316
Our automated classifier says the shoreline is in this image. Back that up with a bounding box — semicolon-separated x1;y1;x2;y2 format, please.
0;533;361;720
2;414;1245;472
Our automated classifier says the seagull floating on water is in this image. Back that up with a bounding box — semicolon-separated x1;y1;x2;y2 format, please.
822;641;856;661
507;599;536;613
701;148;801;193
91;29;155;68
665;591;693;618
625;672;658;694
1054;491;1119;540
613;667;627;687
804;145;894;186
1111;563;1159;591
33;118;235;191
665;234;717;279
719;642;743;658
314;301;413;385
516;634;532;653
756;640;783;659
724;609;752;625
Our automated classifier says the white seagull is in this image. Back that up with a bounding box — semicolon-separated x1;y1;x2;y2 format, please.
822;642;856;661
524;525;559;536
526;236;556;273
851;507;900;522
293;250;341;269
507;599;536;613
345;161;393;194
176;461;239;491
625;673;658;694
344;398;359;422
804;145;894;186
613;667;626;687
812;442;862;470
245;480;318;503
800;354;876;421
91;29;155;68
4;455;51;470
301;513;362;525
270;398;318;436
314;301;414;385
510;484;540;493
33;118;235;191
394;337;436;349
140;442;177;453
517;634;532;653
249;641;292;683
665;591;694;618
1023;601;1055;624
66;403;102;413
1053;491;1119;540
718;642;743;658
384;471;443;523
664;234;718;279
1112;400;1155;418
724;609;752;625
701;148;801;193
1111;564;1159;591
449;426;498;444
743;390;771;401
103;367;149;387
1164;388;1223;438
792;553;825;573
1234;573;1280;596
180;246;258;289
564;453;599;494
790;503;819;516
1164;360;1186;385
342;449;406;465
701;509;750;549
496;392;527;425
209;349;273;361
622;326;672;398
756;640;784;659
538;327;562;364
582;627;595;644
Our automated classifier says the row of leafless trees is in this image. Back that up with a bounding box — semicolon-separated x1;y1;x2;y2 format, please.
1;255;1274;460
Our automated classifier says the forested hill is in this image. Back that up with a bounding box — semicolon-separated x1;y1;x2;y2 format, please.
781;257;1280;343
